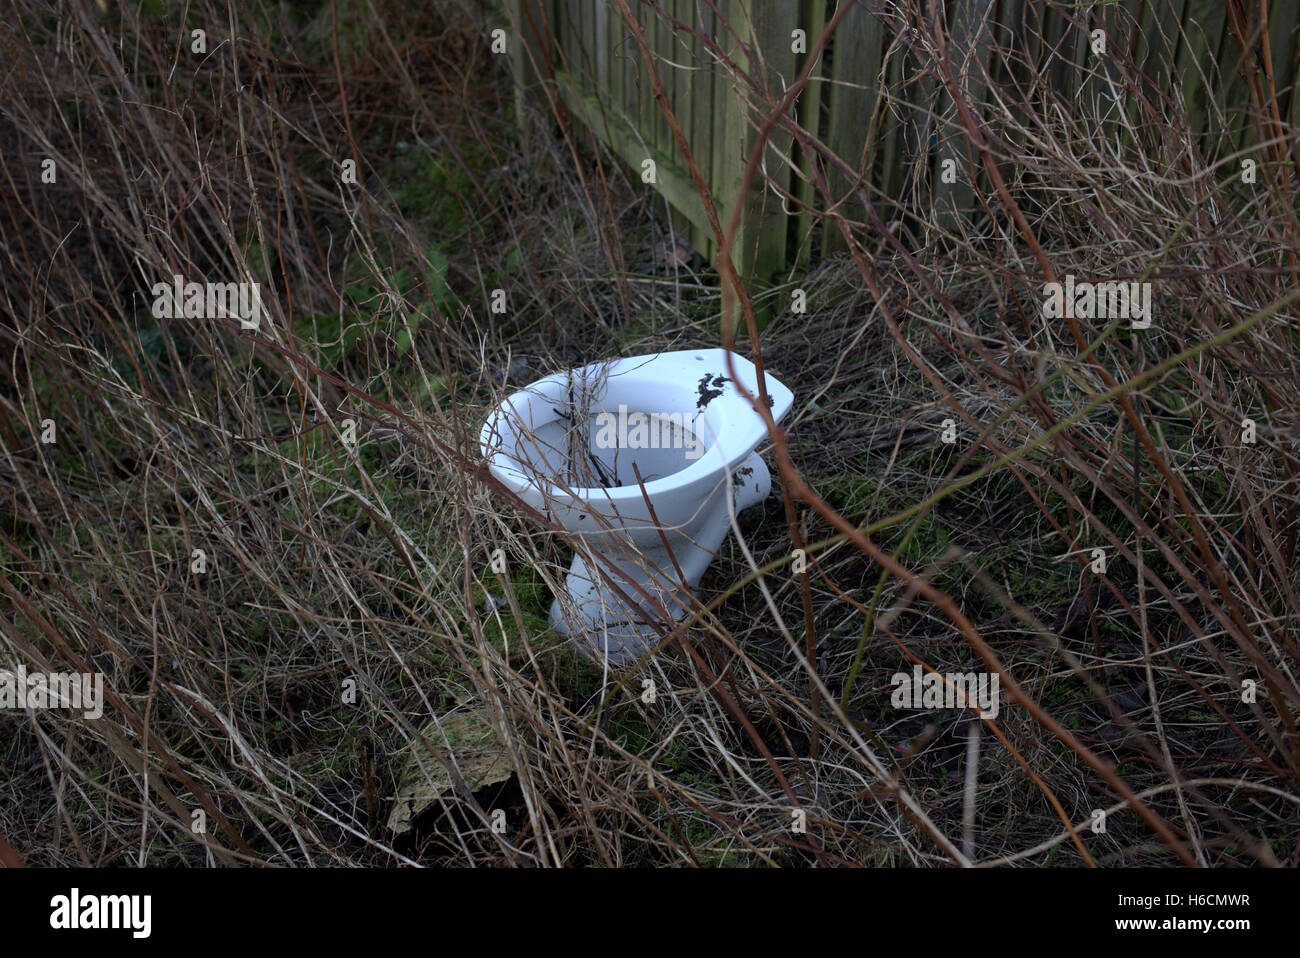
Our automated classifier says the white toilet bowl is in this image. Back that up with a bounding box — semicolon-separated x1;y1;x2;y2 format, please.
479;348;794;665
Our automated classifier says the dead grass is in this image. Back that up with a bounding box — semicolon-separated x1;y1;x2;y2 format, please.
0;0;1297;867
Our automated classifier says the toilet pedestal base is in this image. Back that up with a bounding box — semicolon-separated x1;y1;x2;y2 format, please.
548;452;771;666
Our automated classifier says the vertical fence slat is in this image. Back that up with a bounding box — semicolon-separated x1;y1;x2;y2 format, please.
1052;4;1083;98
740;0;798;289
1229;2;1297;164
667;0;697;249
609;0;624;131
623;2;637;128
634;1;652;161
824;0;882;255
655;3;671;156
932;0;995;231
506;0;540;134
1120;0;1153;140
1176;1;1229;154
666;0;689;243
1152;0;1190;91
647;2;661;161
595;0;608;93
691;0;715;260
904;18;939;226
711;0;729;269
1020;0;1046;85
1267;0;1299;167
793;0;828;266
670;0;691;171
583;0;594;88
877;21;908;215
1216;5;1252;160
563;0;577;78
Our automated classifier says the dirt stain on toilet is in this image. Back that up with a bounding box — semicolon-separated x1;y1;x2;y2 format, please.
696;373;729;409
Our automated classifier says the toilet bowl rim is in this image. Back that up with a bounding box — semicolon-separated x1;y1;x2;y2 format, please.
479;348;792;505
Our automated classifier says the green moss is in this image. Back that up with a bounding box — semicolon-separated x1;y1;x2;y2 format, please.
814;474;882;520
293;246;453;374
471;563;553;654
390;140;497;232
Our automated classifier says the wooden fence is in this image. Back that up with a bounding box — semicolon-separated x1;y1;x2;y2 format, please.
507;1;1300;288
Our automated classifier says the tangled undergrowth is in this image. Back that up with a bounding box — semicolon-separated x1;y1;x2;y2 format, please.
1;0;1297;866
